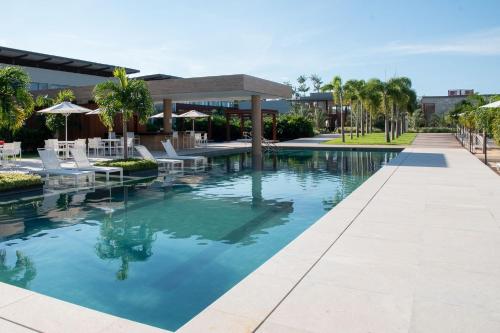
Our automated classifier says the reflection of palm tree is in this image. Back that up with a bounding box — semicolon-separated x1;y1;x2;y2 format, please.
95;214;155;280
0;250;36;288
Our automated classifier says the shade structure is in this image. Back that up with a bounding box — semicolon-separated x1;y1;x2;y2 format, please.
38;102;93;144
480;100;500;109
178;110;209;131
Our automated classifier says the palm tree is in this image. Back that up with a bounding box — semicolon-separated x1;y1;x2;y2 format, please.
0;66;34;139
297;75;310;96
364;83;382;133
343;80;358;139
310;74;323;92
387;77;413;139
366;78;391;142
322;76;345;142
94;68;154;159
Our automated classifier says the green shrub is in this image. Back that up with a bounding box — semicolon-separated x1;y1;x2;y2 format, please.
0;173;42;192
273;114;314;140
95;158;158;171
492;115;500;145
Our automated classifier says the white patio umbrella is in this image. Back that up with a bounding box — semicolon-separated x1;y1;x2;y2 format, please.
150;112;180;118
480;100;500;109
86;108;101;115
178;110;209;131
38;102;93;143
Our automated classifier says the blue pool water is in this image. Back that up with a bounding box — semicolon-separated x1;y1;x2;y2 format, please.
0;150;397;330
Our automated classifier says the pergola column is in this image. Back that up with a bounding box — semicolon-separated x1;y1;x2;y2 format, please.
251;95;262;170
163;98;172;134
225;114;231;141
240;115;244;137
272;114;277;141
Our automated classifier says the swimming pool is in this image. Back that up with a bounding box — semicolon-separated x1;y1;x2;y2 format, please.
0;149;397;331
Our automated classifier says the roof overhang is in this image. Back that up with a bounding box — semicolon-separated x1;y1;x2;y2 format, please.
31;74;293;103
0;46;139;77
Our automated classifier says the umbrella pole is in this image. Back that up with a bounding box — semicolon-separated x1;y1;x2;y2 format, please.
192;119;195;132
65;114;69;159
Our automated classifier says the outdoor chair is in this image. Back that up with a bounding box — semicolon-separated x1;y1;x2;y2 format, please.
71;148;123;182
117;137;135;157
88;138;105;157
74;139;86;151
1;143;19;161
45;139;62;157
161;139;207;169
135;145;183;172
37;148;95;186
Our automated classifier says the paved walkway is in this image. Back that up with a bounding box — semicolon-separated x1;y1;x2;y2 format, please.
412;133;461;148
179;134;500;333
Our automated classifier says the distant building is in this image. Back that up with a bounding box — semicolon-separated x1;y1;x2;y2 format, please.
420;89;494;122
0;45;138;91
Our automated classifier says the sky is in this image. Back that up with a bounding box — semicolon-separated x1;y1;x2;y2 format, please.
1;0;499;96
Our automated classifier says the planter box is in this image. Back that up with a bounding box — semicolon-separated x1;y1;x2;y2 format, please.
123;168;158;178
0;183;44;201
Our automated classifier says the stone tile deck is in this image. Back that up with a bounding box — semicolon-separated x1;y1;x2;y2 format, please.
2;133;499;332
179;134;500;332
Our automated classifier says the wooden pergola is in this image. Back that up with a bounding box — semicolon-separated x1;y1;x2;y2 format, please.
224;109;278;141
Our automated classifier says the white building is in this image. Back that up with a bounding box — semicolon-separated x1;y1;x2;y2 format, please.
0;46;138;90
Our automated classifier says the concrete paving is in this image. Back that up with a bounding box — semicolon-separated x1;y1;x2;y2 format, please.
2;133;499;332
180;133;500;333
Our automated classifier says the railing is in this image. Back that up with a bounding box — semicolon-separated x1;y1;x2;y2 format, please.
242;132;279;153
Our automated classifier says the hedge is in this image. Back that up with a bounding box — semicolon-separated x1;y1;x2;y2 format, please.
95;158;158;171
0;173;42;192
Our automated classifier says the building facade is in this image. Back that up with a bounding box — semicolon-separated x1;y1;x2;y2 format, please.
0;46;138;90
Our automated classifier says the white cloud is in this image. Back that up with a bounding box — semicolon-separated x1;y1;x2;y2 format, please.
381;27;500;56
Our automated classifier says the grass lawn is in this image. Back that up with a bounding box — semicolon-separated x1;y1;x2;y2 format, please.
322;132;417;145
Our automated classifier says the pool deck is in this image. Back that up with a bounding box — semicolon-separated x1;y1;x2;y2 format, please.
1;133;500;332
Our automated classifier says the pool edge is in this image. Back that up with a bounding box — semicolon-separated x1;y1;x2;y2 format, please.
176;149;408;332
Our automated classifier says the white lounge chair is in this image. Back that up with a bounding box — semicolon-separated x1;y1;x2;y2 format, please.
37;148;95;186
71;148;123;182
135;145;183;172
161;140;207;169
496;162;500;172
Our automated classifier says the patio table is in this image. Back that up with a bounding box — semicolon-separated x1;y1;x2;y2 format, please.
101;138;121;156
58;141;75;159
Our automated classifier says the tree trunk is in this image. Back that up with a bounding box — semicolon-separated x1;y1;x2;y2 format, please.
340;103;345;142
350;105;353;139
122;114;128;159
360;103;364;136
391;103;395;140
385;115;390;142
356;105;359;138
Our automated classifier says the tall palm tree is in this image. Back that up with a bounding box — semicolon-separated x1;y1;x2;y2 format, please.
366;78;391;142
94;68;154;159
364;83;382;133
297;75;310;97
387;77;413;139
310;74;323;92
322;76;345;142
0;66;34;139
343;80;358;139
